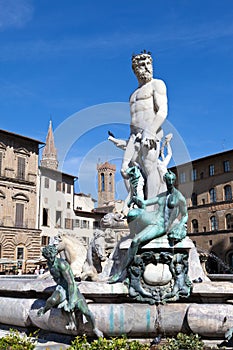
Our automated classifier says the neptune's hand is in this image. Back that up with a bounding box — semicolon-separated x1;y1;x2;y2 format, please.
131;196;145;209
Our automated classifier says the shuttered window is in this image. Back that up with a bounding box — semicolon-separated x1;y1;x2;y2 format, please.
15;203;24;227
65;218;73;229
17;157;25;180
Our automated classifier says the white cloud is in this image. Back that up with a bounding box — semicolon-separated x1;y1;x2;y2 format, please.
0;0;33;30
0;15;232;62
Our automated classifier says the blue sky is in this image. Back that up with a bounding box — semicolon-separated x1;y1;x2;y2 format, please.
0;0;232;199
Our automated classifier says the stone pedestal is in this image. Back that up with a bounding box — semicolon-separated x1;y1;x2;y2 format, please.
0;276;232;341
118;236;208;303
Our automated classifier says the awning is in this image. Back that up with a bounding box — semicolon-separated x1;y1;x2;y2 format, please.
0;259;17;264
26;258;46;264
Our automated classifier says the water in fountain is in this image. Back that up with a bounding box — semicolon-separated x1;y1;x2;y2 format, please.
196;244;233;274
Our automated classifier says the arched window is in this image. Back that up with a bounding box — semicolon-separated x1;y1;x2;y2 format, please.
210;216;218;231
12;193;29;228
191;219;199;233
226;214;233;230
224;185;232;201
109;173;112;192
101;173;105;191
209;188;216;203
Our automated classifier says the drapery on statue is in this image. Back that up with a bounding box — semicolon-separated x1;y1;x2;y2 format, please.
109;170;188;283
37;245;103;338
109;132;173;215
121;50;168;200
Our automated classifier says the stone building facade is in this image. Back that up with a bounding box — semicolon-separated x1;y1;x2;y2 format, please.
0;129;43;273
171;149;233;273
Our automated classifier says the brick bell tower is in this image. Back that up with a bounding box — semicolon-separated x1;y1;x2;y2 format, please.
40;120;58;170
97;161;116;207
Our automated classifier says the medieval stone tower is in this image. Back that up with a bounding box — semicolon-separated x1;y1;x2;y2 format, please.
97;161;116;207
40;120;58;170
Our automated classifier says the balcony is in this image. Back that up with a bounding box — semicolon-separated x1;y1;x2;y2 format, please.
0;170;36;186
0;217;35;229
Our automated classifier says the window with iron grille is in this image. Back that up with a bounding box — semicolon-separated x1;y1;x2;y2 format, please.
17;247;24;260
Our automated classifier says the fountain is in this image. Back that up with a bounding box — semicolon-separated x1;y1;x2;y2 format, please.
0;52;233;349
